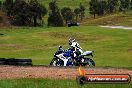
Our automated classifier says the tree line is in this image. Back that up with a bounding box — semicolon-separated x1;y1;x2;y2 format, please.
2;0;47;27
0;0;85;27
48;0;85;26
89;0;132;18
1;0;132;27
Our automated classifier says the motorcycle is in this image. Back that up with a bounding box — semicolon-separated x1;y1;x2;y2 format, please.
50;49;74;66
50;47;95;66
50;38;95;66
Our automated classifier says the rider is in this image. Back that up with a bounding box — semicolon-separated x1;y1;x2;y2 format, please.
55;46;64;55
68;38;84;65
69;38;83;54
58;46;64;52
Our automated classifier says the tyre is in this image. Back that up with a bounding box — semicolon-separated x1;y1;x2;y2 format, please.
89;58;95;66
17;59;32;66
85;58;95;66
50;57;63;66
5;58;18;65
0;58;5;65
5;58;32;66
50;58;57;66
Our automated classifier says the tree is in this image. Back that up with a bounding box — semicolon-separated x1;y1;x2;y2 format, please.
49;0;58;13
48;0;63;27
5;0;47;26
74;8;80;22
131;0;132;9
96;0;107;16
48;11;64;27
89;0;98;19
119;0;130;12
3;0;13;16
61;7;74;24
107;0;119;13
29;0;47;27
79;3;85;20
131;0;132;8
0;1;2;10
11;0;28;25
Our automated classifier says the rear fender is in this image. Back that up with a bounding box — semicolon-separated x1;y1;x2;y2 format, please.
82;51;94;56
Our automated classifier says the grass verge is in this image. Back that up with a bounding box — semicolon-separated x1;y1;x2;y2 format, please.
0;78;131;88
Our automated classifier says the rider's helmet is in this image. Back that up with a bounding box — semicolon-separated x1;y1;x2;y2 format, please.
69;38;75;45
72;38;75;42
58;46;64;53
59;46;62;49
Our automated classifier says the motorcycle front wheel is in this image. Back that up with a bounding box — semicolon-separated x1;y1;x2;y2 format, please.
50;57;63;66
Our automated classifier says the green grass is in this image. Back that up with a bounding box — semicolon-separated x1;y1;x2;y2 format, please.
0;26;132;67
0;79;131;88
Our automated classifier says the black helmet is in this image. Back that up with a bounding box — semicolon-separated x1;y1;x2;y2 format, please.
59;46;62;48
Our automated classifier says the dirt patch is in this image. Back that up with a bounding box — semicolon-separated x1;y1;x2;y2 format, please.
38;32;73;39
128;48;132;52
0;11;11;27
0;44;27;50
38;32;101;43
0;66;132;80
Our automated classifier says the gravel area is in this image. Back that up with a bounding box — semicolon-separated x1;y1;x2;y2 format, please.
0;66;132;80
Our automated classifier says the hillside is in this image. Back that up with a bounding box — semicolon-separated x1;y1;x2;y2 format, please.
1;0;132;26
81;11;132;26
0;0;90;15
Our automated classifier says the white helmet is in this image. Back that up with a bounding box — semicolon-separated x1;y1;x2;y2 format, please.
69;38;75;43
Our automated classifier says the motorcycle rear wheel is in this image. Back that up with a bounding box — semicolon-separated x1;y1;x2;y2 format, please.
84;58;95;66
